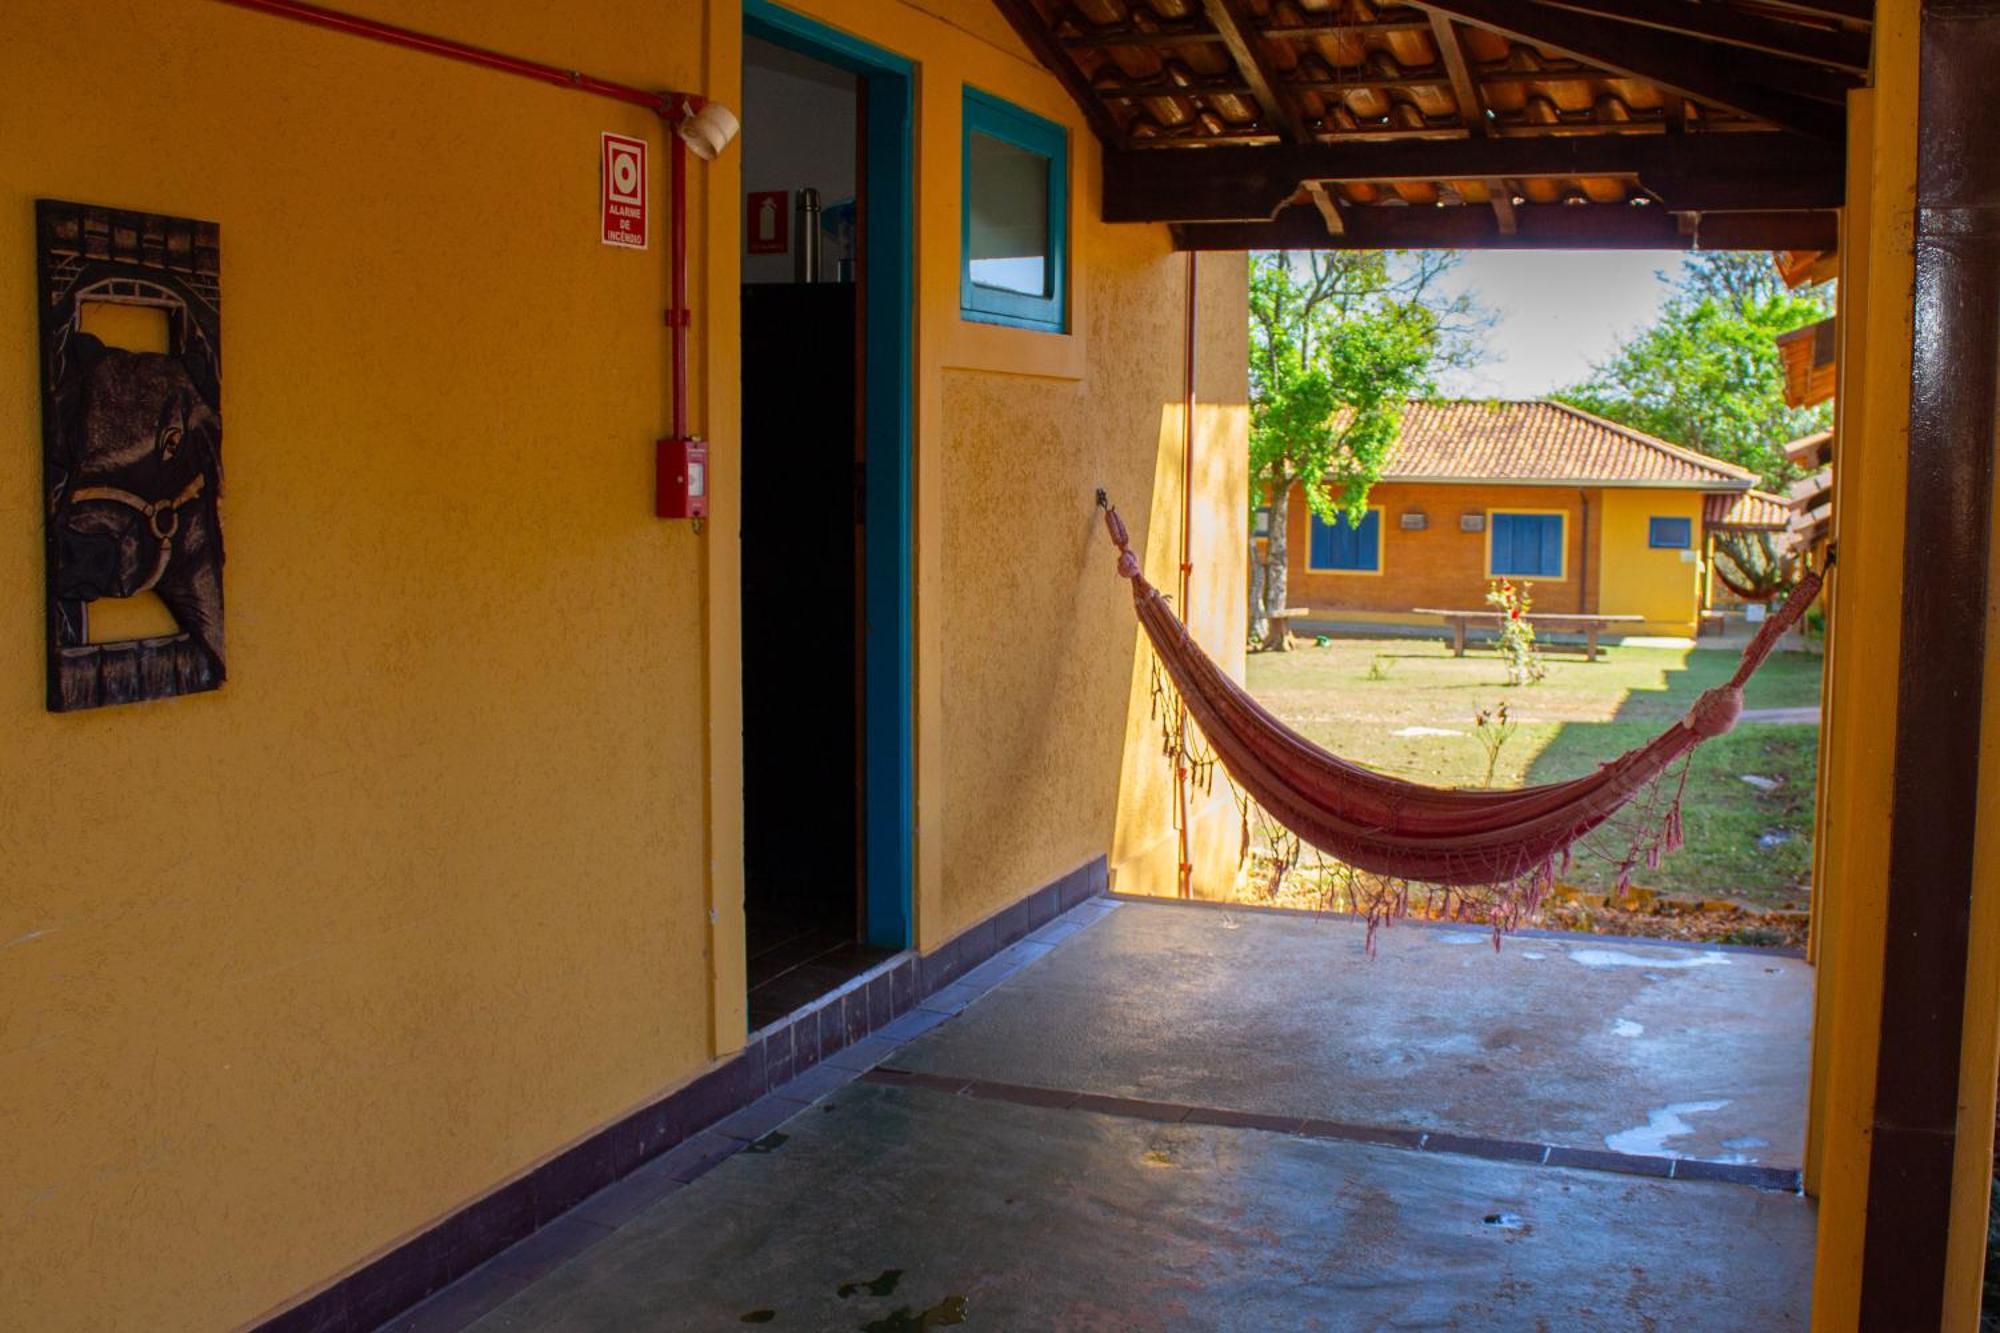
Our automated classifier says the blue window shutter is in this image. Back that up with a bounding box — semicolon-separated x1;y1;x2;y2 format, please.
1310;512;1337;568
1309;509;1379;570
1492;513;1563;577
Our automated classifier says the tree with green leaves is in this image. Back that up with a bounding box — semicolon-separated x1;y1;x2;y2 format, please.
1555;258;1833;491
1248;250;1484;647
1555;253;1833;602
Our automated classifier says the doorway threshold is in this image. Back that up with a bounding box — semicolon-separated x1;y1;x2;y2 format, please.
747;925;901;1033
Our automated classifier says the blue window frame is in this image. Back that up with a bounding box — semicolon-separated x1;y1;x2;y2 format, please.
1490;512;1565;578
1308;508;1381;572
1649;516;1694;549
961;88;1068;332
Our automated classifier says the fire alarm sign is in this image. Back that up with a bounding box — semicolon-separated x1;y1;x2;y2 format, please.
601;132;648;249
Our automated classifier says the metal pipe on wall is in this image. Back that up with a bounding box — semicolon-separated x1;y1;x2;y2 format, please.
214;0;720;505
1176;251;1199;898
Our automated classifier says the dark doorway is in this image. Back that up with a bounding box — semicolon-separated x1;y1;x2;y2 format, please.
738;33;892;1030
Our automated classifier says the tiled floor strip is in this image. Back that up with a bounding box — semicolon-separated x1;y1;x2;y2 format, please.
857;1067;1804;1194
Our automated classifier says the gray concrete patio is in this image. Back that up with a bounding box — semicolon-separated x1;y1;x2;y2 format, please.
397;897;1816;1331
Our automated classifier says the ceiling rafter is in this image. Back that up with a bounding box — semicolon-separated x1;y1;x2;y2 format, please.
989;0;1128;149
1426;11;1515;235
1534;0;1871;71
1408;0;1852;139
1741;0;1873;24
1200;0;1312;142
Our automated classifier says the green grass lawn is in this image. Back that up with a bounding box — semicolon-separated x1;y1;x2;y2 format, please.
1243;636;1821;910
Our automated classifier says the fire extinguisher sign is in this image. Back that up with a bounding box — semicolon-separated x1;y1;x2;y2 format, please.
601;132;648;250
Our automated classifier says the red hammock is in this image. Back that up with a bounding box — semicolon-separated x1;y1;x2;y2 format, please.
1102;503;1822;916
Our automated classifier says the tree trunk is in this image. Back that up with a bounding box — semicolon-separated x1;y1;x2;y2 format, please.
1262;485;1293;652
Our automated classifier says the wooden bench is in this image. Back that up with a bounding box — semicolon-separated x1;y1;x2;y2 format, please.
1410;608;1647;662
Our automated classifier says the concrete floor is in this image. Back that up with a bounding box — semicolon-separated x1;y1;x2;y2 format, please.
897;901;1811;1168
407;898;1816;1331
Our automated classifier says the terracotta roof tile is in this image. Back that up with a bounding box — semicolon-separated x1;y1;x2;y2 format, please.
1369;400;1757;489
1706;489;1792;530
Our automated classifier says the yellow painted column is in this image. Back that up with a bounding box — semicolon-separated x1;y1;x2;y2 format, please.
1806;5;1920;1323
702;0;749;1054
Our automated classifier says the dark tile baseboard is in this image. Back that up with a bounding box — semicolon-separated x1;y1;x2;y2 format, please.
255;855;1107;1333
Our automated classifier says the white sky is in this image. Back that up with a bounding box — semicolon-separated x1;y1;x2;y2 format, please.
1425;250;1690;400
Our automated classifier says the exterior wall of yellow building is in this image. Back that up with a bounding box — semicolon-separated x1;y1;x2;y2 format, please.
0;1;1246;1327
1284;480;1707;636
1593;489;1707;637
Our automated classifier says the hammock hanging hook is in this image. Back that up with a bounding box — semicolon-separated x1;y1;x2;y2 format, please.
1095;488;1109;510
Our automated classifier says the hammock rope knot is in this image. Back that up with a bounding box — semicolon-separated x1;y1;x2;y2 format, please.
1104;505;1144;584
1683;685;1744;740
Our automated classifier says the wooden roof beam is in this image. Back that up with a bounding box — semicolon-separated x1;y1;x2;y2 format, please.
1743;0;1873;25
990;0;1128;148
1200;0;1311;142
1426;12;1515;234
1535;0;1871;72
1171;203;1839;251
1410;0;1852;138
1103;132;1843;222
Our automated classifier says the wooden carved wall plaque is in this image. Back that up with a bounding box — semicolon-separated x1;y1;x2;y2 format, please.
37;201;224;711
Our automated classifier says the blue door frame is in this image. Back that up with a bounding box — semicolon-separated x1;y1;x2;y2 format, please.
743;2;914;951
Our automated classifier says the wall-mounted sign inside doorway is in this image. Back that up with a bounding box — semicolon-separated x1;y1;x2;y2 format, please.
747;190;789;255
601;132;648;250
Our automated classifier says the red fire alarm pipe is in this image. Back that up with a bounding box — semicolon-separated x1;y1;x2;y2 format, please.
212;0;685;115
669;131;691;445
214;0;711;513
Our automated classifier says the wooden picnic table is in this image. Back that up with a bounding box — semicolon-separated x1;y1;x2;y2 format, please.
1409;608;1646;662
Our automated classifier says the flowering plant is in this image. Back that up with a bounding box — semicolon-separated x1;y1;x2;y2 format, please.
1484;579;1546;686
1472;700;1517;788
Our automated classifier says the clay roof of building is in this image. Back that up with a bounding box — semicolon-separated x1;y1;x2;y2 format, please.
1783;428;1835;469
1773;249;1838;290
1705;489;1792;531
1777;317;1837;408
1789;466;1833;511
1369;399;1757;489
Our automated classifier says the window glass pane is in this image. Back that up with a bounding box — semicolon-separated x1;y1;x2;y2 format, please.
1649;516;1692;549
967;131;1049;297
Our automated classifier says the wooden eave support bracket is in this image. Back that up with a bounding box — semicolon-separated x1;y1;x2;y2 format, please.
1303;181;1346;236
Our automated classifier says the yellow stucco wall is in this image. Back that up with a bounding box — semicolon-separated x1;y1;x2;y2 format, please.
1593;489;1707;636
1;1;1243;1326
